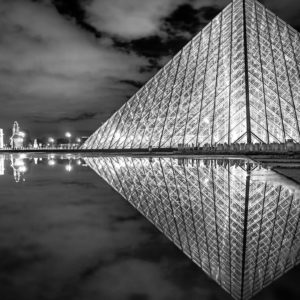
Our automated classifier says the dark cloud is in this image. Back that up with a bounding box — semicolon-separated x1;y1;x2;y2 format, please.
49;0;103;38
129;294;149;300
113;213;141;222
119;79;144;89
57;112;98;122
0;245;48;274
32;112;97;125
112;4;221;60
78;258;107;281
163;4;221;36
113;35;185;59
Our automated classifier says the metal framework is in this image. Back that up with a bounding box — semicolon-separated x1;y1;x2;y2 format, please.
85;156;300;300
82;0;300;149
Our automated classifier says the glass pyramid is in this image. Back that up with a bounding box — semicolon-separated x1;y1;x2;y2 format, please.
84;156;300;300
82;0;300;150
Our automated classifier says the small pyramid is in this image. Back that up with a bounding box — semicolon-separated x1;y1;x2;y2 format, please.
82;0;300;150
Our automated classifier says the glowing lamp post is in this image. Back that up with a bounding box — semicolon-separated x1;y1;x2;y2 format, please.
76;138;81;149
48;137;55;148
65;132;72;149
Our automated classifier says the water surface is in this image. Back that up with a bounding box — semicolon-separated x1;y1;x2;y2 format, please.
0;154;300;300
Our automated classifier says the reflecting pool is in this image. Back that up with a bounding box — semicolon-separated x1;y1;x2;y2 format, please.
0;154;300;300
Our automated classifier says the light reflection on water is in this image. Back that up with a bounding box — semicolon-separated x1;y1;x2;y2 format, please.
0;153;86;182
0;154;300;300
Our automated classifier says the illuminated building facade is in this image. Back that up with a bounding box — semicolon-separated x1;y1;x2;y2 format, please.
0;129;3;149
33;139;38;149
85;156;300;300
83;0;300;150
10;121;25;149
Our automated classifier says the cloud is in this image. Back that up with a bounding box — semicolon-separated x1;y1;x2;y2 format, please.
49;0;103;38
0;0;232;137
84;0;185;39
0;0;150;135
118;79;144;89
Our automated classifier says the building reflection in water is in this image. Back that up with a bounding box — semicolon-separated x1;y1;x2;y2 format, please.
84;156;300;300
10;154;28;182
0;154;31;182
0;155;4;176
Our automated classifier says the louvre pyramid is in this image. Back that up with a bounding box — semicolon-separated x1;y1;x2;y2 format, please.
85;156;300;300
82;0;300;150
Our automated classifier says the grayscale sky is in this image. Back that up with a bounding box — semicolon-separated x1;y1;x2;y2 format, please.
0;0;300;138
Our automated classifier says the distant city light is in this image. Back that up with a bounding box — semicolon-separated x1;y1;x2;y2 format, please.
76;138;81;143
65;132;72;138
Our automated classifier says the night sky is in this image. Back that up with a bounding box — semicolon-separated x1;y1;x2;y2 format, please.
1;0;300;139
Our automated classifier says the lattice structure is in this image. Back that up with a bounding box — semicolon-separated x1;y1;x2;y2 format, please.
85;156;300;300
82;0;300;150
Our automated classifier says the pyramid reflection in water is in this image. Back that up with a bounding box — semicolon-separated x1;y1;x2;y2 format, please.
85;156;300;300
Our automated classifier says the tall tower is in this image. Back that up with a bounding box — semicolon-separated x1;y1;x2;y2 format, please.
10;121;25;149
12;121;20;135
0;129;4;149
83;0;300;150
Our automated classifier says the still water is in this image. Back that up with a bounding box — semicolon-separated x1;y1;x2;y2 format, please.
0;153;300;300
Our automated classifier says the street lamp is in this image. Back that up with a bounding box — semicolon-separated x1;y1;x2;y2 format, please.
65;132;72;149
48;137;55;148
76;137;81;149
